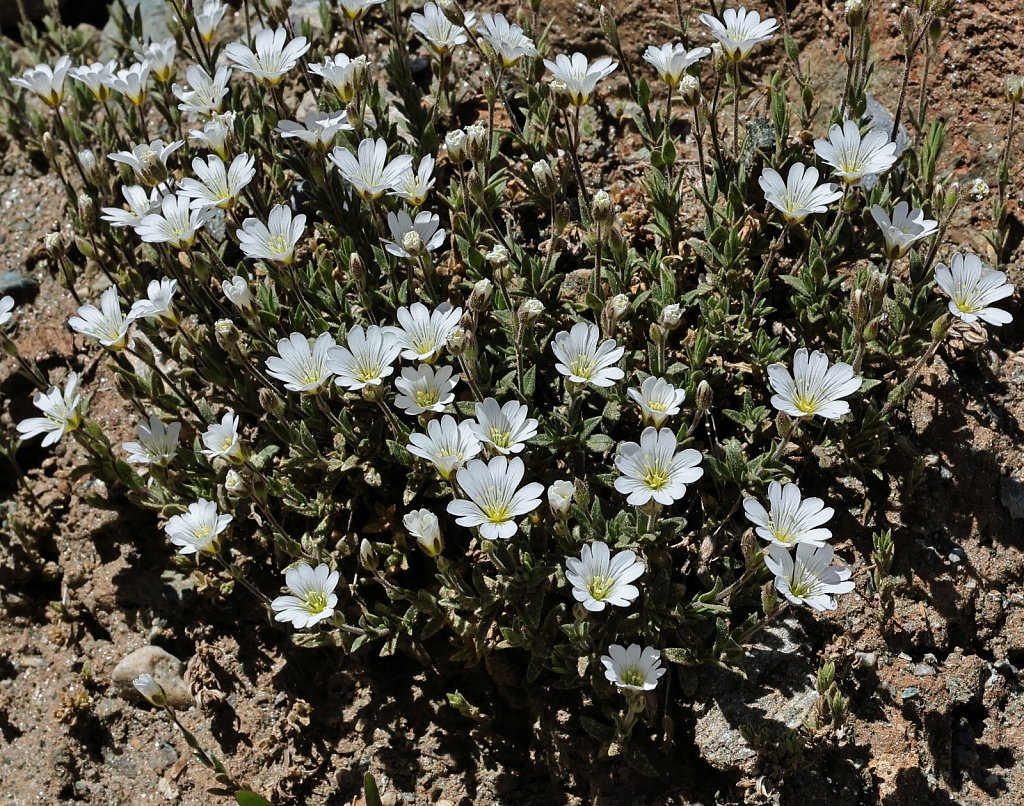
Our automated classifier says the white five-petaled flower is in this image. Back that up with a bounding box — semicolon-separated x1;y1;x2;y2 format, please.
69;60;117;101
814;120;899;185
309;53;367;102
764;543;854;612
101;184;163;228
382;210;445;258
327;325;402;391
122;415;181;466
195;0;227;42
391;155;436;206
164;499;232;555
223;275;254;313
16;372;83;446
138;38;177;82
277;110;352;151
338;0;385;20
331;138;413;200
407;414;482;479
468;398;538;455
266;332;338;393
104;62;151;106
614;426;703;506
172;64;233;116
642;42;711;86
447;455;544;540
237;204;306;264
411;3;476;55
178;153;255;210
201;411;246;463
870;201;938;259
0;295;14;327
394;363;460;415
768;348;862;420
189;113;236;159
271;562;340;629
627;376;687;428
759;163;843;224
543;52;618;107
547;479;575;519
225;28;310;85
130;277;179;323
935;252;1014;326
108;139;184;184
551;321;625;388
477;13;537;67
10;54;72;106
404;508;443;556
698;7;779;62
394;302;462;362
68;286;132;350
743;481;834;548
135;193;213;248
565;541;644;612
601;644;666;691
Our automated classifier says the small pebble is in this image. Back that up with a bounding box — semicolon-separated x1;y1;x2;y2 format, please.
914;664;936;677
901;687;920;701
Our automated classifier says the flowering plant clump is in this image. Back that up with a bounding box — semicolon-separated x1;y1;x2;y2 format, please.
0;0;1017;780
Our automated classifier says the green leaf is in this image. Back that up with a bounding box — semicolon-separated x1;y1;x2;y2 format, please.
364;773;383;806
235;792;273;806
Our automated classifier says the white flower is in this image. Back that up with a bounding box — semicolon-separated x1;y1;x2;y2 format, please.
543;52;618;106
935;252;1014;326
69;60;117;101
135;193;212;248
223;275;254;313
404;508;442;556
393;301;462;362
195;0;227;42
104;62;151;106
0;295;14;327
68;286;132;350
266;332;338;393
601;644;666;691
330;138;413;200
698;7;778;62
237;204;306;264
445;130;466;161
759;163;842;224
764;543;854;611
165;499;232;555
132;674;167;707
468;398;538;455
547;480;575;518
565;541;644;612
477;13;537;67
201;411;246;463
277;110;352;151
391;155;436;206
642;42;711;86
627;377;686;428
16;372;83;446
743;481;834;548
178;153;255;210
172;64;232;116
10;55;72;106
614;426;703;506
870;201;938;259
407;415;482;479
122;415;181;466
139;38;177;82
394;364;459;415
101;184;163;228
338;0;385;20
327;325;402;391
309;53;367;102
447;455;544;540
130;277;179;323
225;28;310;86
189;113;235;158
768;348;862;420
108;139;184;184
271;562;340;628
551;321;625;388
382;210;445;258
411;3;476;55
814;120;899;185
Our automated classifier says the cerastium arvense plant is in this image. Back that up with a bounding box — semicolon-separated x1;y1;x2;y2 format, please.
1;0;1017;779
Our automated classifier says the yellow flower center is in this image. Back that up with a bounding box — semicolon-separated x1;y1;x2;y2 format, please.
641;465;670;490
414;389;439;408
303;591;328;614
266;234;290;255
569;355;596;379
489;427;513;448
620;664;646;688
586;574;615;601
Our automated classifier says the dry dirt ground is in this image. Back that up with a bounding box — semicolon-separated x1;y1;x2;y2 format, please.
1;1;1024;804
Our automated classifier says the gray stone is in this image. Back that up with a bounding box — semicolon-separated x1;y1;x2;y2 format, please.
111;645;192;708
901;687;920;701
999;475;1024;520
0;272;39;301
914;664;936;677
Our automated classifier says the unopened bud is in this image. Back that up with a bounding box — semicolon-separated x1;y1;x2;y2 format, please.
361;382;384;402
696;379;713;411
608;293;629;322
214;318;239;349
532;159;556;195
518;298;544;324
649;322;664;344
258;387;285;419
469;278;494;312
77;194;96;230
438;0;464;26
850;288;866;327
466;169;483;197
931;313;950;340
349;252;366;291
710;43;727;73
554;202;571;233
547;479;575;520
844;0;865;29
139;150;169;186
1006;75;1024;104
445;129;466;162
224;469;248;497
223;275;254;313
899;8;917;47
401;229;424;256
591;189;613;224
485;244;509;269
659;303;683;331
78;149;99;184
927;16;942;48
45;232;65;260
446;326;469;355
465;122;488;162
761;582;779;617
132;674;168;707
359;538;378;571
679;74;702;106
42;132;57;161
